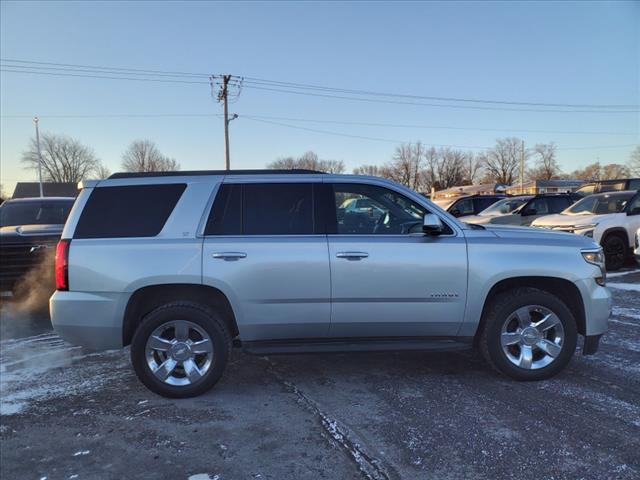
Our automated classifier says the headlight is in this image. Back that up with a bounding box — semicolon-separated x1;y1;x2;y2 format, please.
582;248;606;285
581;229;594;238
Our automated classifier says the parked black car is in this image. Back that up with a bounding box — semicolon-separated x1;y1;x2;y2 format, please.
446;194;506;218
0;197;75;295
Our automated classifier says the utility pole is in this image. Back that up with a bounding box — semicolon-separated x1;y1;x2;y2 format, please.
520;140;525;194
212;75;241;170
34;116;44;197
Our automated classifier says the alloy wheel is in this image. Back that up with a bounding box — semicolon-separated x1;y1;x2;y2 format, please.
145;320;214;386
500;305;565;370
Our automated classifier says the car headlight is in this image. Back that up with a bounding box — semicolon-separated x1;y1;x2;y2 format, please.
582;248;606;285
581;229;594;238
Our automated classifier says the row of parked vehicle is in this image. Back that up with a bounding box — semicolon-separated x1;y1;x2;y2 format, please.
435;183;640;270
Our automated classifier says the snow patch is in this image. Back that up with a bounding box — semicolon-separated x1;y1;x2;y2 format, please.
608;283;640;292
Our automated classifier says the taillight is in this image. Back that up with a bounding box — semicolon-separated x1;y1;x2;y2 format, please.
55;239;71;291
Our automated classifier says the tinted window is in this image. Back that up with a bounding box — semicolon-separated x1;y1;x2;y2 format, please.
526;198;549;215
0;200;73;227
567;192;634;214
547;196;572;213
475;197;500;212
332;183;437;235
243;183;314;235
451;198;474;215
74;184;186;239
205;184;242;235
627;179;640;190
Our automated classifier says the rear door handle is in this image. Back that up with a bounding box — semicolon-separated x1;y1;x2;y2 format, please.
336;251;369;260
212;252;247;260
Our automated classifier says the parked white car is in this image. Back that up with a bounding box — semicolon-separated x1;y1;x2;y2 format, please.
532;190;640;271
635;227;640;265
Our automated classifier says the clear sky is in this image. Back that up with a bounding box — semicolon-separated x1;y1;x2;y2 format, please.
1;1;638;195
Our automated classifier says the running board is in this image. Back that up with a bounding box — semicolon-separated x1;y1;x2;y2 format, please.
241;337;473;355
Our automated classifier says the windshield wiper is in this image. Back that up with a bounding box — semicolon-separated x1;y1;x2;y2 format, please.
464;222;485;230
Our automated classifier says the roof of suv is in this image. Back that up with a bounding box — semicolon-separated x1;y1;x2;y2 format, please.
109;169;323;179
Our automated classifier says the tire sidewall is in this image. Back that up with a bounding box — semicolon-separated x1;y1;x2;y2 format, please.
131;304;230;398
485;290;577;381
603;234;626;271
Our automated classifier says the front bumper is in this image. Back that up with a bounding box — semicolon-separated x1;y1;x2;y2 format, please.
50;290;128;351
583;334;602;355
574;277;612;337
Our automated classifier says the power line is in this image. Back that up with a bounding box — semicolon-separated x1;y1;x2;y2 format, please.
0;68;210;85
2;58;638;112
241;115;637;151
240;84;639;114
1;111;637;137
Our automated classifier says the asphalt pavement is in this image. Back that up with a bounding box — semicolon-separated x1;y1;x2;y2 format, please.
1;269;639;480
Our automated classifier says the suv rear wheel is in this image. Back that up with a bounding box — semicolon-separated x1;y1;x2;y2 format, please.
131;302;231;398
479;287;577;381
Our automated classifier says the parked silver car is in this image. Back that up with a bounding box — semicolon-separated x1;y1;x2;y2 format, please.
50;171;611;397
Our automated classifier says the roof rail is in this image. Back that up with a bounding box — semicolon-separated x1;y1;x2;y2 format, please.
108;169;324;179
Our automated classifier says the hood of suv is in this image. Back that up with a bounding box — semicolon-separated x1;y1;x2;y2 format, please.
0;224;64;238
532;212;621;229
483;223;599;249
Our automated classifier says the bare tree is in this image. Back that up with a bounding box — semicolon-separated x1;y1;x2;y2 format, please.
353;164;385;176
95;164;112;179
530;143;560;180
436;148;467;189
383;142;426;191
628;145;640;176
22;133;102;183
267;151;345;173
121;140;180;172
571;162;603;181
602;163;630;180
479;138;525;185
464;152;483;184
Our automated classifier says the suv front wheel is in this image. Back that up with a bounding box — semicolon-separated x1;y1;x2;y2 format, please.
479;287;577;381
131;302;231;398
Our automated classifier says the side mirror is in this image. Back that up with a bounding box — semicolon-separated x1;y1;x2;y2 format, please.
450;209;461;217
423;213;444;235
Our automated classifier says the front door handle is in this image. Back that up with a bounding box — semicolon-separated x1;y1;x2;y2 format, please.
336;251;369;260
212;252;247;260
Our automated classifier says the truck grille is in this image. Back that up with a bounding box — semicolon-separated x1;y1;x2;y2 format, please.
0;240;57;290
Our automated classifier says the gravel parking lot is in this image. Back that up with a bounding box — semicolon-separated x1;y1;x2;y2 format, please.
1;270;639;480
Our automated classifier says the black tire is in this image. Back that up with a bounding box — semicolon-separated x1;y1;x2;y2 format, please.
602;233;627;271
479;287;577;381
131;302;231;398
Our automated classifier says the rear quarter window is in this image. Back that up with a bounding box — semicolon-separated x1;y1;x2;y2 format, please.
74;184;186;239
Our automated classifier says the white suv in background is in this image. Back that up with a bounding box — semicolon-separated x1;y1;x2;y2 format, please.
532;190;640;271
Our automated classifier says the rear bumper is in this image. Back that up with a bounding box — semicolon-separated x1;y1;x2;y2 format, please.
50;290;128;351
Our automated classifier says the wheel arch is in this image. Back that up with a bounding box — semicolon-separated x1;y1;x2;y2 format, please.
122;283;239;346
475;276;586;344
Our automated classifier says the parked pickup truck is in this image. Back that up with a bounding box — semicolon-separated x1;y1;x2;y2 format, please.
0;197;75;295
50;171;611;398
532;190;640;271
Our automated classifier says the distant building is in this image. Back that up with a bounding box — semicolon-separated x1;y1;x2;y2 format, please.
12;182;79;198
504;179;584;195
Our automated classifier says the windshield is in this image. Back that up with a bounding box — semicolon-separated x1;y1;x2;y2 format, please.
565;192;633;215
479;197;532;216
0;201;73;227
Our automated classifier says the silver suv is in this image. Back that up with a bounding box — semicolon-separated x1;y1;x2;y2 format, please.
50;170;611;397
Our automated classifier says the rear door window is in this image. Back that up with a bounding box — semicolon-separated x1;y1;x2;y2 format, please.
205;183;316;235
74;184;186;239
